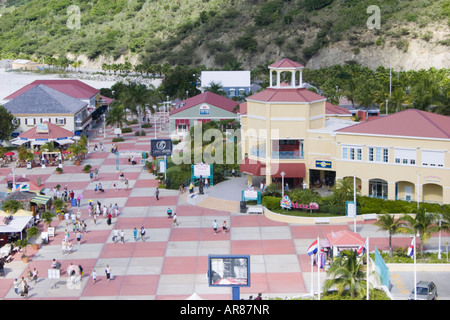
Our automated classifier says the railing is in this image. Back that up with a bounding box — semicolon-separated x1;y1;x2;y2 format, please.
249;149;265;158
271;151;303;160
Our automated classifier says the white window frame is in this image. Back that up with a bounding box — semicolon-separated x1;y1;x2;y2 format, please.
342;145;362;161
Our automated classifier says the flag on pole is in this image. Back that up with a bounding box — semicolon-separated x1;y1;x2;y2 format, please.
316;249;326;268
307;240;318;256
357;238;367;256
407;238;414;258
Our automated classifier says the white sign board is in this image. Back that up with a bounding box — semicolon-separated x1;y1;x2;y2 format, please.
194;164;211;178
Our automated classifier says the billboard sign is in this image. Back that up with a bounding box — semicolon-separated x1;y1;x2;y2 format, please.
151;139;173;157
208;255;250;287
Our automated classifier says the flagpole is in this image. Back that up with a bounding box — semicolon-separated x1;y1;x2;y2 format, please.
310;254;314;295
317;236;320;300
414;235;417;300
366;237;369;300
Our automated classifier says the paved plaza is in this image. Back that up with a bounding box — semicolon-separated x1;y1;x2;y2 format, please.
0;118;447;300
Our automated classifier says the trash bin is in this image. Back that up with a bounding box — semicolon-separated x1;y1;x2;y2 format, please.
240;201;247;213
27;161;32;169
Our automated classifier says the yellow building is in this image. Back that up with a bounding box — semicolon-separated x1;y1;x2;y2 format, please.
240;58;450;204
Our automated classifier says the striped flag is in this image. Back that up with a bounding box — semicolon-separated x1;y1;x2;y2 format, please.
316;250;326;268
357;238;367;256
307;240;318;256
407;238;414;258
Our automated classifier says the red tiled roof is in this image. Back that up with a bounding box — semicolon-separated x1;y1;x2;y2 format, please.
269;58;304;69
336;109;450;139
18;121;76;140
169;91;238;116
325;102;352;115
5;80;99;100
246;87;326;103
326;230;365;247
239;102;247;115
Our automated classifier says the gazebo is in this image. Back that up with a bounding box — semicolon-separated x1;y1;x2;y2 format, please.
11;122;78;147
326;230;365;258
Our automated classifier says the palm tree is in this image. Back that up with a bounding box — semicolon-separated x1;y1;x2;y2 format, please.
105;101;127;135
1;199;23;213
389;87;410;112
374;211;409;257
119;83;153;135
401;208;440;256
331;177;357;207
204;81;227;96
323;249;369;299
341;77;359;108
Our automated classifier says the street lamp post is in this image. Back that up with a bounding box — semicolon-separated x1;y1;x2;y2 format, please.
281;171;285;198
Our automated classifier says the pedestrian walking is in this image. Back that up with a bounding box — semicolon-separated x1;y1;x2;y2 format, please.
213;220;218;235
13;278;20;295
125;178;129;191
167;207;172;218
76;231;82;245
155;187;159;200
21;278;29;299
113;229;119;243
64;212;70;226
105;265;111;281
172;213;178;227
133;227;138;241
222;221;228;234
31;268;38;284
120;230;125;243
89;170;94;182
140;226;146;241
92;269;97;284
94;168;98;180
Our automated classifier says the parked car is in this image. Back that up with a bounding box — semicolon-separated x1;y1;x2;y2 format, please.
409;281;438;300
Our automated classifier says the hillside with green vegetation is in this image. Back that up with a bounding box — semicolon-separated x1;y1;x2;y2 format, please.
0;0;449;71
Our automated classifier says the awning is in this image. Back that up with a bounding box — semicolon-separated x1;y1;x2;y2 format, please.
264;163;306;178
240;158;264;176
55;138;74;145
11;138;28;146
31;194;52;205
0;215;33;234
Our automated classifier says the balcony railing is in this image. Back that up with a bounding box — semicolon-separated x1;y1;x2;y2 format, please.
271;151;303;160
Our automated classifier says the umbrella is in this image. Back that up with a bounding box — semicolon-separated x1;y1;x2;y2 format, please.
4;152;14;156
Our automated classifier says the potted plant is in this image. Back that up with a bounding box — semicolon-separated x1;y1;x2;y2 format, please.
18;147;34;163
55;167;63;174
67;141;87;166
53;198;65;220
14;238;31;263
26;226;40;250
41;211;56;228
82;164;92;173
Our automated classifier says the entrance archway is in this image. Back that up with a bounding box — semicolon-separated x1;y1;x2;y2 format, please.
395;181;415;201
422;183;443;204
369;179;388;199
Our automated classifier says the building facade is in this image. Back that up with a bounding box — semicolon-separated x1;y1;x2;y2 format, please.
169;91;239;139
240;58;450;204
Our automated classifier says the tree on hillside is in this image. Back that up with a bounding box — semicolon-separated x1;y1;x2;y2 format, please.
0;105;19;142
161;66;201;100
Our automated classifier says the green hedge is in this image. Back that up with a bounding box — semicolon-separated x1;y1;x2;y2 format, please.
262;196;282;211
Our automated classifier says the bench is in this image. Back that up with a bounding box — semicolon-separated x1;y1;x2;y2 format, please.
247;206;263;214
314;217;330;224
362;214;378;221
